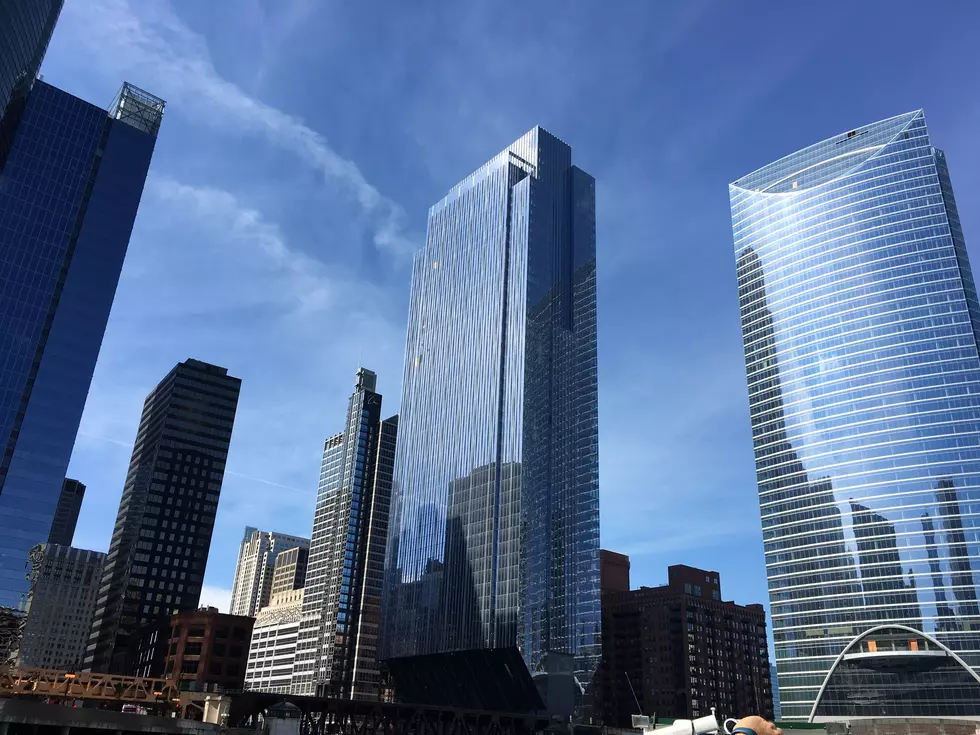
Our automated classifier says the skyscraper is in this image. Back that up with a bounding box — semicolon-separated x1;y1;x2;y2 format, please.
731;111;980;719
229;528;310;618
293;368;397;699
0;0;63;163
382;127;601;702
85;359;241;673
47;478;85;546
0;80;164;613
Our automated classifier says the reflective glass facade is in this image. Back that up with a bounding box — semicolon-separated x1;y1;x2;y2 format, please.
731;111;980;719
382;127;600;694
0;82;162;611
811;626;980;720
0;0;63;165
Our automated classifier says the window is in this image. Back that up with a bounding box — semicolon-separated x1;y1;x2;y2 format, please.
685;583;692;594
188;626;205;638
694;585;702;597
184;642;202;656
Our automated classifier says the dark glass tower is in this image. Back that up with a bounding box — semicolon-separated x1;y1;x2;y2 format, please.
84;359;241;673
293;368;397;700
47;478;85;546
0;81;164;612
381;127;601;702
0;0;63;166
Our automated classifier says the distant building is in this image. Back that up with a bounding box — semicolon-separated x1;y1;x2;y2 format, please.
246;588;304;694
18;544;104;670
269;547;308;599
0;0;62;160
294;368;397;699
130;608;253;692
47;479;85;546
0;80;164;613
229;528;310;618
600;556;772;725
85;359;241;673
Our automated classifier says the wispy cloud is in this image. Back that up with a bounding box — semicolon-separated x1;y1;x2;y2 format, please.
55;0;416;260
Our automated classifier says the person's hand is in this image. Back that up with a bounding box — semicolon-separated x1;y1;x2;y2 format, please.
734;716;782;735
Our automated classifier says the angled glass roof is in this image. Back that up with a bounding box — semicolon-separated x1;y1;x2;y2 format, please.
733;111;923;195
810;625;980;721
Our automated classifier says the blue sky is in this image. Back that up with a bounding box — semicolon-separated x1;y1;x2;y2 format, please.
42;0;980;615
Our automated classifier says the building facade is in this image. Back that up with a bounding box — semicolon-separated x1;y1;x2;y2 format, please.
0;0;63;163
48;479;85;546
270;546;308;599
600;559;772;725
85;360;241;673
382;127;601;699
229;528;310;618
0;81;164;612
18;544;104;670
246;588;304;694
130;608;253;692
294;368;397;699
730;111;980;719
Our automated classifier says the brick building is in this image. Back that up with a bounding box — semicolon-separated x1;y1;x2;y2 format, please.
129;608;253;692
599;551;772;725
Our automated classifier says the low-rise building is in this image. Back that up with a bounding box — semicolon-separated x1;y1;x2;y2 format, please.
600;552;773;725
129;607;253;692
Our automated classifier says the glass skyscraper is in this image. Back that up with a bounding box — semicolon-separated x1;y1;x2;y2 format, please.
731;111;980;719
0;81;164;613
294;368;397;699
0;0;63;164
382;127;601;701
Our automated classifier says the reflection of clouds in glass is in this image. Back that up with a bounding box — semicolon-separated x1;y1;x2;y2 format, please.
733;111;980;719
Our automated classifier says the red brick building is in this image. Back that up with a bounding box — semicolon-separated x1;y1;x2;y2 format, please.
599;552;773;725
129;607;253;692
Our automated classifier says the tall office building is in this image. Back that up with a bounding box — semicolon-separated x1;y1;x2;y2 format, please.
229;528;310;618
47;478;85;546
731;111;980;720
0;0;63;163
18;544;104;670
382;127;601;705
0;80;164;613
293;368;397;699
84;359;241;673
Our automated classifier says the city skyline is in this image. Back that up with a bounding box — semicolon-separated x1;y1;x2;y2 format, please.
32;0;980;627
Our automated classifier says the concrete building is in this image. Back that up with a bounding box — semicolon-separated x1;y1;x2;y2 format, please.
245;588;304;694
599;555;772;725
47;479;85;546
18;544;104;670
130;608;253;692
229;529;309;618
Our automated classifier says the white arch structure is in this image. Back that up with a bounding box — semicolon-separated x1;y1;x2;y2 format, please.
808;623;980;723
